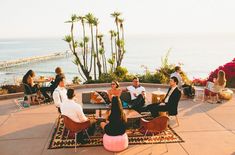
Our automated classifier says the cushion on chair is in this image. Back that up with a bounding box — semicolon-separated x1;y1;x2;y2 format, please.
90;91;106;104
103;133;128;152
120;92;131;103
97;91;111;104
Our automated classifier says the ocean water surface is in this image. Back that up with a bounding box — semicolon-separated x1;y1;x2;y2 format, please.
0;34;234;84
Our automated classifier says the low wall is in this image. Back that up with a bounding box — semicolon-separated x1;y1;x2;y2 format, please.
1;82;234;100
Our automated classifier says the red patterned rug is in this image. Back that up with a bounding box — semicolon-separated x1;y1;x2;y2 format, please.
48;117;184;149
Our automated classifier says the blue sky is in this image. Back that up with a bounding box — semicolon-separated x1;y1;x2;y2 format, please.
1;0;235;38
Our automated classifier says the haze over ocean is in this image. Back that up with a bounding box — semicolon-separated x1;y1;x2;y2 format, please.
0;34;234;84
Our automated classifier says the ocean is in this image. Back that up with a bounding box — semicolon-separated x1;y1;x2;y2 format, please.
0;34;234;85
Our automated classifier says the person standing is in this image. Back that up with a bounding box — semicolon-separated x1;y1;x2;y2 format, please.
171;66;194;97
170;66;184;88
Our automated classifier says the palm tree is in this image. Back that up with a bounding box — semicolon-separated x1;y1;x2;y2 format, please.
111;12;123;68
118;18;125;67
65;14;77;52
111;12;121;41
113;31;118;68
118;18;124;41
83;36;89;70
97;34;107;73
64;15;91;81
107;58;115;72
77;16;87;69
63;35;72;53
109;30;115;57
85;13;96;80
93;17;102;78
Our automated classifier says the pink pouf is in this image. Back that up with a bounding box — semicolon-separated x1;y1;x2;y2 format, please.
103;133;129;152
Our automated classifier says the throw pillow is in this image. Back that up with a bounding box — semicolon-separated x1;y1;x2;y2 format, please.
90;91;105;104
97;91;111;104
90;91;111;104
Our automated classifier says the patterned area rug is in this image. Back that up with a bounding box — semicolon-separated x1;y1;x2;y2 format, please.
48;117;184;149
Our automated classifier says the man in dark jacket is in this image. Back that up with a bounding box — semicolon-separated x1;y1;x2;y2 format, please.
147;76;181;117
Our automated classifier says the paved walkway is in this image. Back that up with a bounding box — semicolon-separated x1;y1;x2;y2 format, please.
0;87;235;155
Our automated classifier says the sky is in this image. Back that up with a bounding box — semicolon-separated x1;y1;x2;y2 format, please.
1;0;235;38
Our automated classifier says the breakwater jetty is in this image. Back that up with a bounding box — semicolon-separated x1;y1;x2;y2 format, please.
0;51;71;69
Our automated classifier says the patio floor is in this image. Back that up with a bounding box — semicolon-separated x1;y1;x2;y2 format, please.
0;87;235;155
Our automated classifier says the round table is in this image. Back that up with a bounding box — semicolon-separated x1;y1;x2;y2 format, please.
152;90;166;104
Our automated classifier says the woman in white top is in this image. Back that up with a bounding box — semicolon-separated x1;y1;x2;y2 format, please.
205;70;226;103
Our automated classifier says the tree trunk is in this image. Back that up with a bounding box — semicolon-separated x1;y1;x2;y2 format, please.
95;26;102;79
90;25;96;80
82;21;87;70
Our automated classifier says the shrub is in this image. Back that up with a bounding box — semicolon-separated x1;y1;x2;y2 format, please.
138;71;161;83
0;88;8;95
192;78;207;86
99;73;116;83
122;74;135;82
1;85;24;94
72;76;81;84
114;66;128;79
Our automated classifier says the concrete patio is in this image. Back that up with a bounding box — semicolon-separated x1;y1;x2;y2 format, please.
0;86;235;155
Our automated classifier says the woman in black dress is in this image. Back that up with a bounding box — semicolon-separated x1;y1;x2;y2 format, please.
100;96;127;136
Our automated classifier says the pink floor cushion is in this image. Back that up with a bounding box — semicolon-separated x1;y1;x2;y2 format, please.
103;133;129;152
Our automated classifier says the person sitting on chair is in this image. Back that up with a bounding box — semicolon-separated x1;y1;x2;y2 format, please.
100;96;127;136
61;89;96;143
125;77;146;113
22;70;42;104
50;67;65;93
147;76;181;117
205;70;226;103
108;80;122;101
61;89;89;123
52;76;67;114
22;70;40;94
40;67;65;102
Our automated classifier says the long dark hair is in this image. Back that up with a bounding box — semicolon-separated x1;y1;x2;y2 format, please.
108;96;126;123
22;70;35;84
